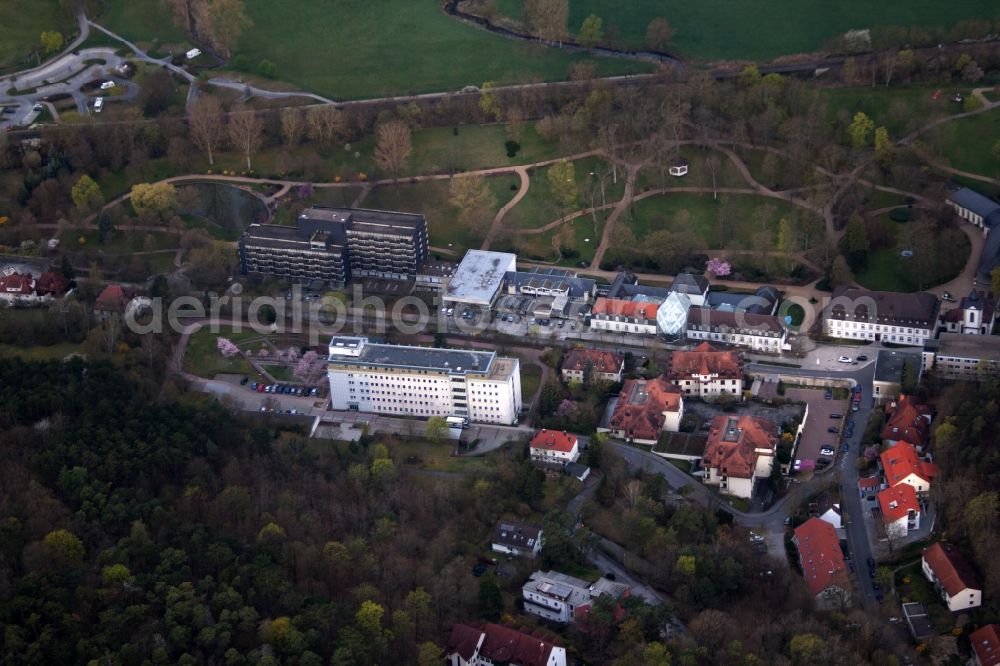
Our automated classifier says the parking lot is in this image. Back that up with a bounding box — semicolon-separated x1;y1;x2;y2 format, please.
201;374;328;416
784;387;852;471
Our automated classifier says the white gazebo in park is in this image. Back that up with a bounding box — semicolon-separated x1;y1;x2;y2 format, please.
669;159;689;177
657;291;692;338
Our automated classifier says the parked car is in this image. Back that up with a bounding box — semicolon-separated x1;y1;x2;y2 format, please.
820;446;835;456
257;383;265;393
240;376;249;385
838;355;852;363
942;291;956;302
828;426;840;434
830;413;843;419
824;388;833;399
93;97;103;113
857;354;868;361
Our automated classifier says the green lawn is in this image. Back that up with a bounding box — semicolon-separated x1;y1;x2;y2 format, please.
183;327;259;378
60;228;180;253
498;0;1000;61
823;84;974;139
363;176;515;254
518;214;606;264
409;123;564;175
520;363;542;402
626;192;823;251
638;145;747;191
203;0;648;99
100;0;189;48
0;0;75;72
506;156;620;230
926;107;1000;179
854;216;970;292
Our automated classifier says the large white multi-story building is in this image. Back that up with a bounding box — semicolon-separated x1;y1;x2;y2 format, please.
327;336;522;424
823;287;939;346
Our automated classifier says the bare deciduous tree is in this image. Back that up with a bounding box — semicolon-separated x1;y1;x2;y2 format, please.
373;120;412;180
280;107;304;148
306;105;347;149
188;94;225;165
227;106;264;171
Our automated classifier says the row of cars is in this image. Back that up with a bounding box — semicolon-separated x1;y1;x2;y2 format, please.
247;380;318;397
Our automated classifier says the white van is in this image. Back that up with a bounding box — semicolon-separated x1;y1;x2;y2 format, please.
100;81;115;90
93;97;104;113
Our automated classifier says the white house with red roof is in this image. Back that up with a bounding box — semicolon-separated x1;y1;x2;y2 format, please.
793;517;851;610
971;624;1000;666
666;342;745;398
880;442;939;494
0;272;39;304
446;623;567;666
877;483;921;539
588;297;659;335
599;376;684;444
921;543;982;612
857;476;879;498
529;430;580;465
701;415;778;499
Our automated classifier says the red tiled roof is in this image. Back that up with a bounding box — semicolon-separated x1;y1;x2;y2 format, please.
971;624;1000;666
794;517;849;598
478;623;559;666
530;429;578;454
591;298;658;320
0;272;34;295
922;543;981;597
668;342;743;380
447;623;484;662
95;284;134;312
877;483;919;523
881;396;931;447
35;271;69;296
562;348;624;375
858;476;879;491
607;376;683;441
880;443;939;487
702;415;777;480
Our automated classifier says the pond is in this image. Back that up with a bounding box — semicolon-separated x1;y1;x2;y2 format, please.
177;182;270;241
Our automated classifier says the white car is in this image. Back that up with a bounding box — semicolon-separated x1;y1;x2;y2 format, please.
93;97;104;113
820;447;835;456
100;81;116;90
838;356;852;363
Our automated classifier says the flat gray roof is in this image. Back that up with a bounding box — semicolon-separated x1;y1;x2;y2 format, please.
936;332;1000;362
444;250;517;305
874;349;922;383
329;336;497;374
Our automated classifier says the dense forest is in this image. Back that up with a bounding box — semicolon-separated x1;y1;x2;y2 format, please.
0;357;928;664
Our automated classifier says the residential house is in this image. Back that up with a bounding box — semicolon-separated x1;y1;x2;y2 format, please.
686;307;788;353
669;272;709;307
667;342;744;398
491;520;542;559
599;376;684;444
937;288;996;336
529;430;580;465
946;186;1000;236
560;348;624;384
970;624;1000;666
857;476;879;498
877;483;921;539
0;272;38;305
793;517;851;610
923;333;1000;380
521;570;629;624
588;298;660;335
446;623;567;666
34;271;69;297
605;271;673;301
881;396;932;450
93;284;136;320
823;287;939;346
701;415;778;500
880;442;939;494
921;543;983;612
